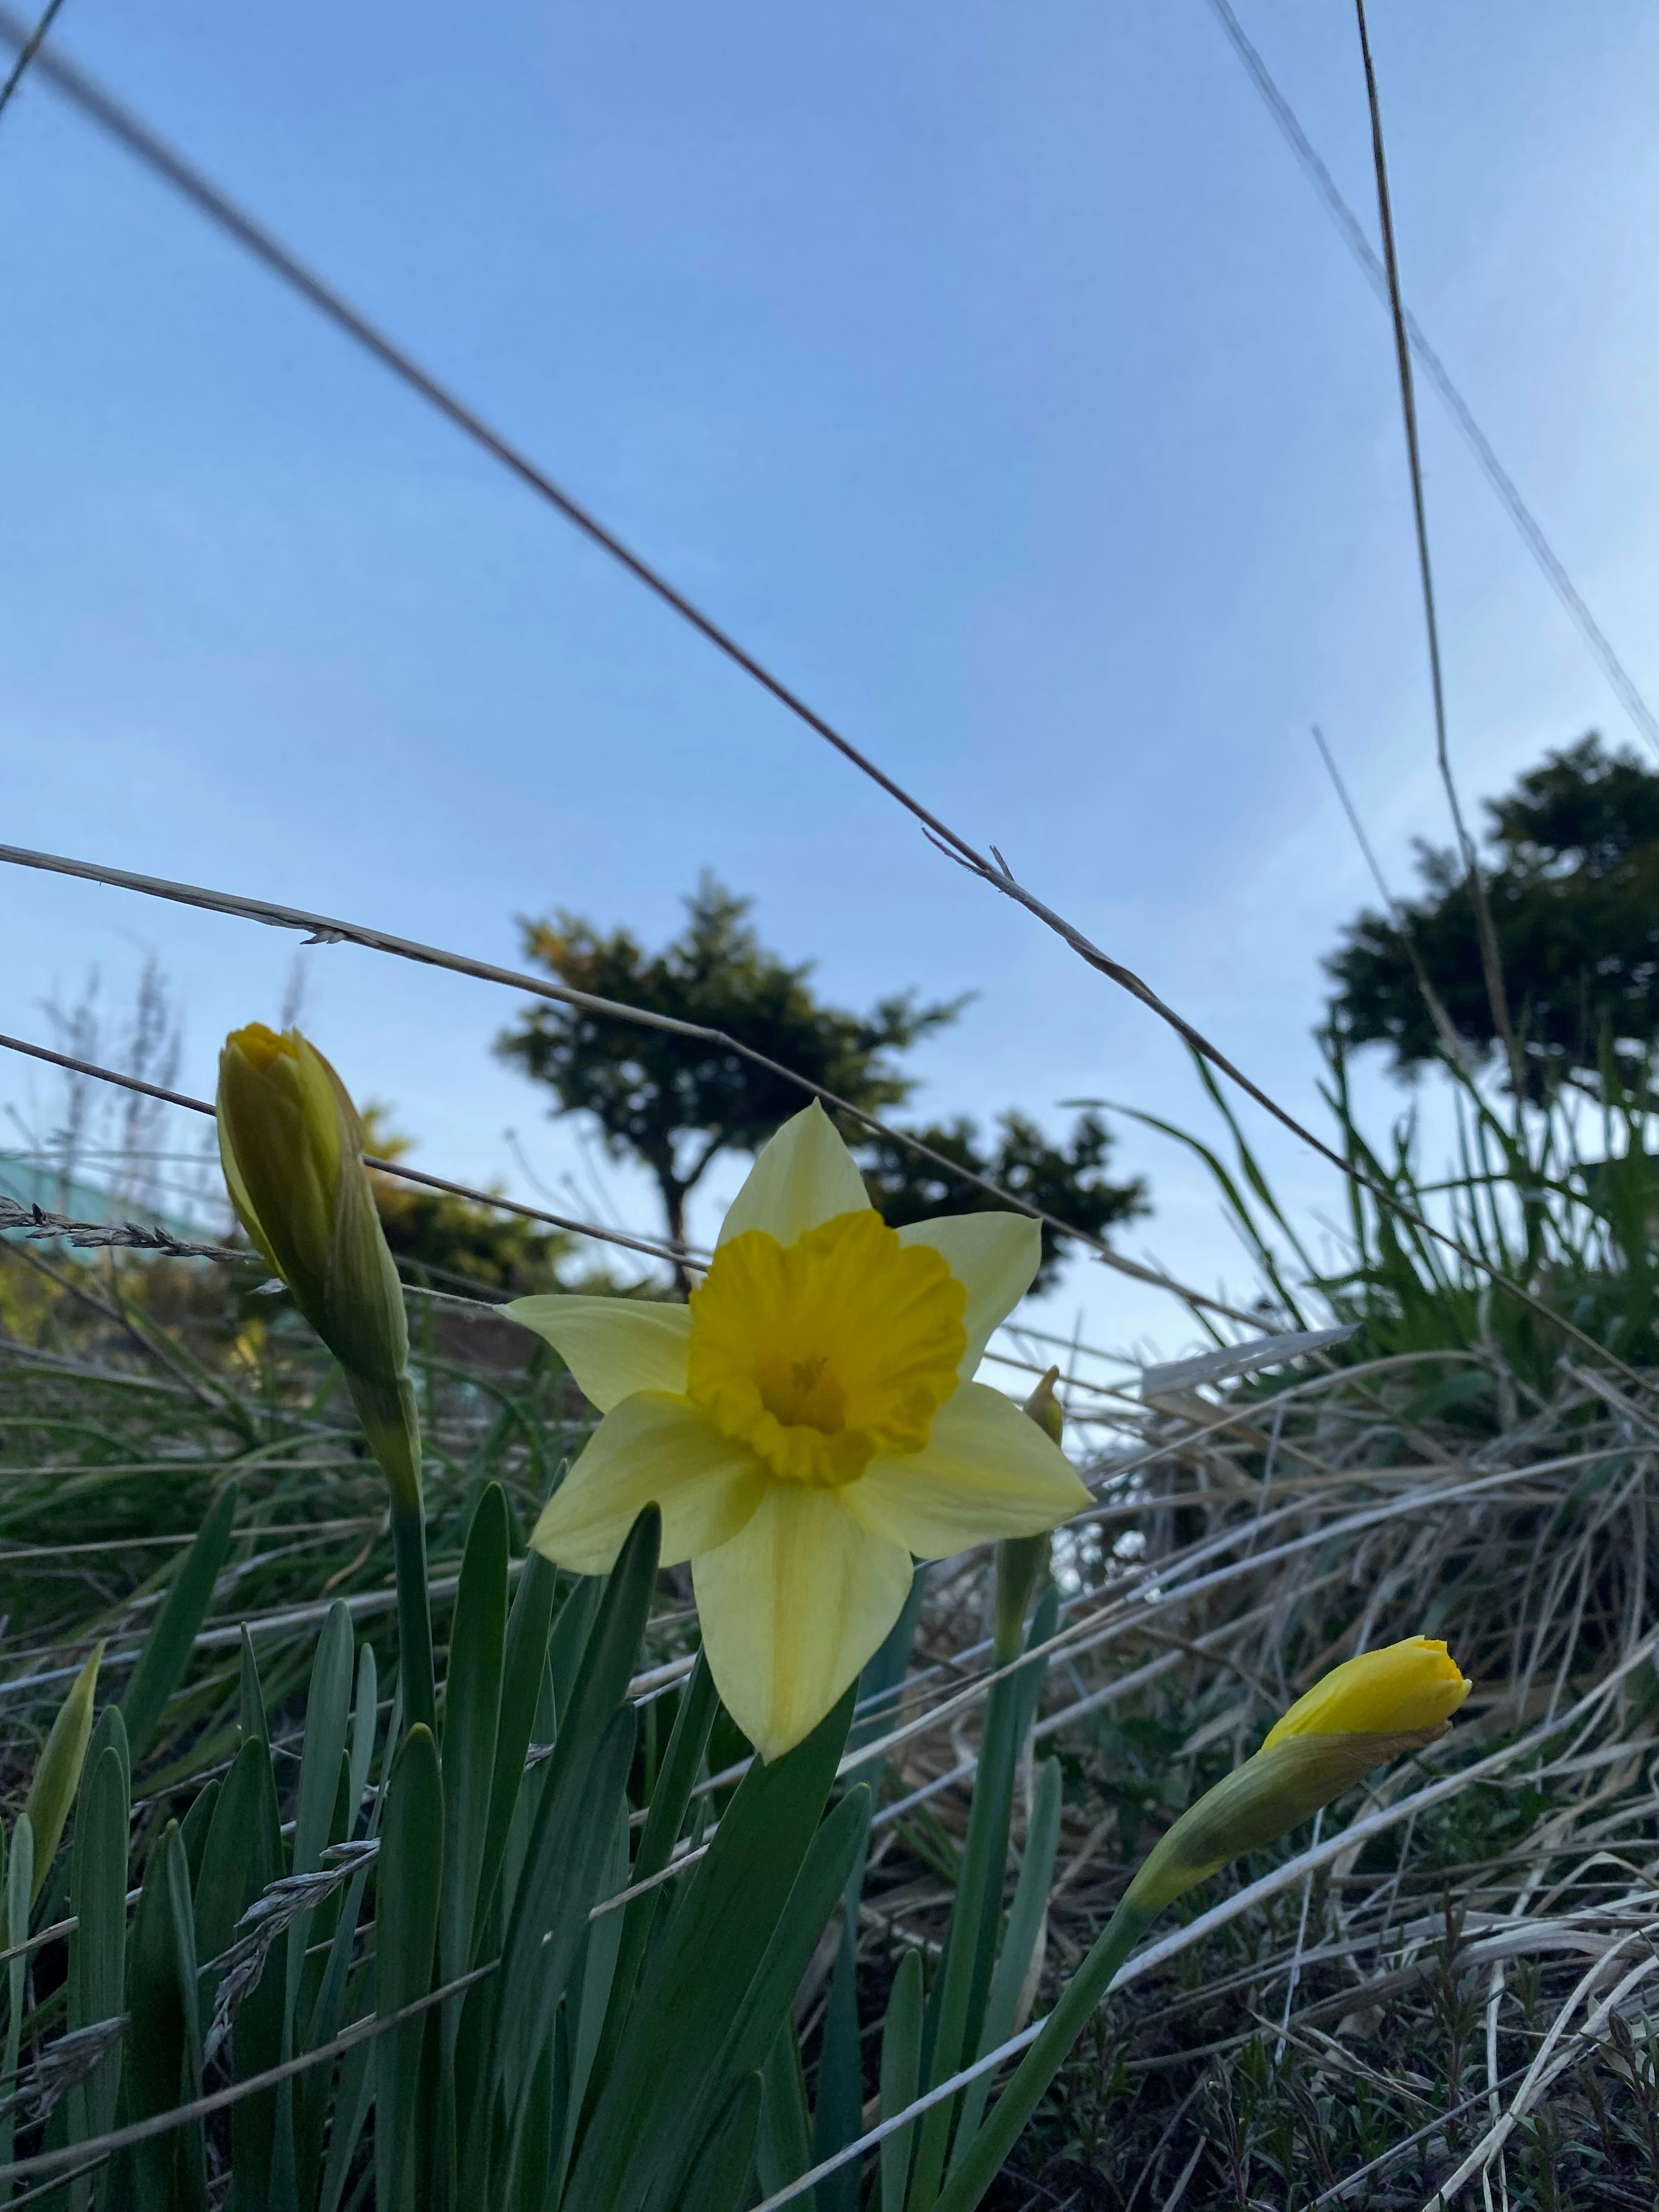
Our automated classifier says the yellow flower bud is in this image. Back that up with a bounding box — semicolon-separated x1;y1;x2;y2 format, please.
1022;1364;1066;1446
1262;1635;1470;1748
1125;1636;1470;1914
217;1024;419;1507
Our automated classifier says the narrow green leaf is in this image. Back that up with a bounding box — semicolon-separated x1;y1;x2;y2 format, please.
756;2022;814;2207
514;2012;565;2212
556;1799;632;2198
376;1723;444;2212
547;1573;602;1722
440;1481;508;1992
578;1647;719;2134
879;1949;924;2212
195;1742;271;1980
239;1625;269;1748
216;1740;285;2212
293;1602;356;1880
121;1484;238;1764
1;1814;34;2179
86;1702;130;1809
488;1510;658;2133
314;1981;375;2212
118;1821;207;2212
912;1589;1058;2209
698;1787;871;2142
179;1776;219;1890
495;1708;635;2158
67;1743;129;2180
947;1755;1062;2165
677;2072;763;2212
347;1638;379;1838
22;1642;102;1904
566;1685;855;2212
474;1548;558;1949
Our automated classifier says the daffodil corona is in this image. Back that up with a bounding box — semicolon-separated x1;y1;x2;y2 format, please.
509;1103;1088;1757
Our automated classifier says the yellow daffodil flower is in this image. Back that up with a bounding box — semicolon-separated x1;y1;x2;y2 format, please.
1126;1635;1471;1911
509;1103;1089;1758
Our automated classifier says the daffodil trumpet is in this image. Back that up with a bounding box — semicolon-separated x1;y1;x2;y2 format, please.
217;1023;435;1731
931;1636;1472;2212
509;1102;1090;1760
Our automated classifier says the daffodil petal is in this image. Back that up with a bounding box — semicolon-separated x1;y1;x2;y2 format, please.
692;1488;912;1760
530;1392;766;1573
896;1213;1041;1375
717;1102;871;1248
504;1295;692;1411
842;1382;1089;1559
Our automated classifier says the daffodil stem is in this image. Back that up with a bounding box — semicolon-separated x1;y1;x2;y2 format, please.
390;1498;436;1737
992;1535;1047;1668
931;1896;1154;2212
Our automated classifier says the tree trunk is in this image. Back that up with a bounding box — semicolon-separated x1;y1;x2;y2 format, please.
660;1178;696;1300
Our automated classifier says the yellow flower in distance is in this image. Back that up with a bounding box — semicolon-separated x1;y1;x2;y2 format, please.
509;1103;1089;1758
1126;1635;1471;1913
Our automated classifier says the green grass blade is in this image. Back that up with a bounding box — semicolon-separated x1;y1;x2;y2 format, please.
565;1684;855;2212
21;1642;102;1904
947;1755;1062;2165
238;1626;269;1749
117;1820;207;2212
578;1647;719;2132
440;1482;507;1990
217;1744;287;2211
910;1592;1054;2212
375;1722;444;2212
66;1744;128;2194
880;1948;924;2212
494;1706;636;2198
693;1784;871;2176
1;1814;33;2182
756;2023;814;2207
472;1548;558;1955
120;1484;239;1766
677;2072;763;2212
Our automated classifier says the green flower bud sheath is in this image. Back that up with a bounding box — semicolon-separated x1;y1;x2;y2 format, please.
219;1024;435;1734
932;1637;1468;2212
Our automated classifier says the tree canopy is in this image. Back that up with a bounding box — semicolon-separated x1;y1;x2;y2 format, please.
1326;734;1659;1095
497;874;1147;1297
495;876;963;1285
857;1111;1146;1294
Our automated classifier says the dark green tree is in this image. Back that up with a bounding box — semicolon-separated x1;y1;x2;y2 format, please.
1327;735;1659;1096
857;1111;1146;1293
495;876;963;1289
496;874;1148;1297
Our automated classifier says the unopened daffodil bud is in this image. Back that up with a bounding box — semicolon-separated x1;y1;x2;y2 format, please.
1022;1364;1066;1447
993;1367;1068;1659
217;1024;420;1509
1125;1636;1470;1913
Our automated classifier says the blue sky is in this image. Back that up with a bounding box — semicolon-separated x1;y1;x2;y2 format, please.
3;1;1656;1358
